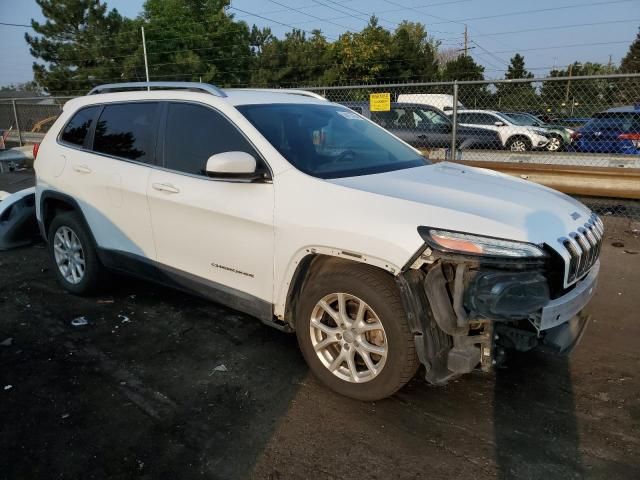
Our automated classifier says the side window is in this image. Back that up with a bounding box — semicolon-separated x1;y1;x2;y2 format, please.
164;103;257;176
60;106;99;147
457;113;470;123
390;108;416;128
370;110;396;128
93;102;159;162
479;114;498;125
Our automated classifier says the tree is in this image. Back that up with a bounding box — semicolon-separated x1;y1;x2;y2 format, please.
387;21;439;82
250;29;331;87
618;28;640;104
620;27;640;73
25;0;127;95
540;62;618;117
495;53;538;111
325;17;394;85
440;54;489;107
135;0;252;86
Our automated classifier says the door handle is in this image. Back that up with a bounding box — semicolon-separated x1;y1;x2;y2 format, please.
152;182;180;194
72;164;91;174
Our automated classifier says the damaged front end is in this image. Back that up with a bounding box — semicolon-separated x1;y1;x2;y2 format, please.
396;226;598;385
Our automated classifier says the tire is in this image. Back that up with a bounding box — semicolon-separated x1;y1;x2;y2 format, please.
506;136;532;152
295;264;419;401
47;211;103;295
546;134;564;152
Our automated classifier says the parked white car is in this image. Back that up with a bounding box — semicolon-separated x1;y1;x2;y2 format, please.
34;82;602;400
451;109;551;151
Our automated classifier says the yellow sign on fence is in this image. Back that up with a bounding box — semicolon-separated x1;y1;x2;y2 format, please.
369;92;391;112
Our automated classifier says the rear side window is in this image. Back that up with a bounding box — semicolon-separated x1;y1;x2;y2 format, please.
93;103;159;162
60;106;99;146
163;103;257;176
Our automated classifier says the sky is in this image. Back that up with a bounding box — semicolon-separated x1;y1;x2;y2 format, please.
0;0;639;87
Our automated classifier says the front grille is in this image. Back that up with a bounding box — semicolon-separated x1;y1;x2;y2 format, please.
559;213;604;286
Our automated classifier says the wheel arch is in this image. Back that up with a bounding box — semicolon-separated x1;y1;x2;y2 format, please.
505;134;532;149
39;191;96;247
275;247;402;327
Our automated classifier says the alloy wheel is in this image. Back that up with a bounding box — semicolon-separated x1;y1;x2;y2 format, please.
309;293;388;383
53;226;86;284
547;136;562;151
510;140;528;152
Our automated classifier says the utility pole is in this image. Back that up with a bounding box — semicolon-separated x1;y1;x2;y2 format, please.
463;24;468;56
564;62;582;105
141;26;150;90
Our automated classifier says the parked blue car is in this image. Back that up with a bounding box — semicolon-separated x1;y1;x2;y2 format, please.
572;105;640;155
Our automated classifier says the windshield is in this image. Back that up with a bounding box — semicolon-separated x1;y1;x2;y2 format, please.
238;103;428;179
504;113;542;127
585;112;640;132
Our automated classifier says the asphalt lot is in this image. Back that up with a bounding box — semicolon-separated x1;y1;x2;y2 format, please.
1;173;639;479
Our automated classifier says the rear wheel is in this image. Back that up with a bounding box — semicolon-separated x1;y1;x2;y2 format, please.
296;264;419;401
506;136;532;152
48;211;103;295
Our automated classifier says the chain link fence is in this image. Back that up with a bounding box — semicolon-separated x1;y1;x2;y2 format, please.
1;74;639;222
306;73;640;223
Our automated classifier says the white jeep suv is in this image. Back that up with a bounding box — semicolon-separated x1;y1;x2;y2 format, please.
451;109;551;151
35;82;602;400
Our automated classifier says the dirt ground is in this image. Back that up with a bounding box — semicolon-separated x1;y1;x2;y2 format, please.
1;173;639;479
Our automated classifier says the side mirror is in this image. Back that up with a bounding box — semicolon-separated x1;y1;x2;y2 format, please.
205;151;262;180
494;121;505;127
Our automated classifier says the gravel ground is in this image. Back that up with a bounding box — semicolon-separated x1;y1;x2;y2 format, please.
1;172;639;479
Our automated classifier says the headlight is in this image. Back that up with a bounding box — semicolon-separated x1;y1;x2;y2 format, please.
419;228;546;258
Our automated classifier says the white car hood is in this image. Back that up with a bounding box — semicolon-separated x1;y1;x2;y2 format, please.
328;162;592;246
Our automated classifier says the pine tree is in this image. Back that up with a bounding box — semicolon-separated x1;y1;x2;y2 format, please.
25;0;127;95
620;28;640;73
440;54;490;107
496;53;538;111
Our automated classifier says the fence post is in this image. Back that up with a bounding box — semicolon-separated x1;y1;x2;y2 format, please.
11;100;23;147
450;81;458;160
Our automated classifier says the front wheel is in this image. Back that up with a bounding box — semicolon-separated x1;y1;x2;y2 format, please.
295;264;419;401
546;134;564;152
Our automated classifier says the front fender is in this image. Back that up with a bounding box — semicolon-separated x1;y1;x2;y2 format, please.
273;245;403;320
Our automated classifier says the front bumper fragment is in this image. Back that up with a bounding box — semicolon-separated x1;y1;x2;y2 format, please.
537;260;599;331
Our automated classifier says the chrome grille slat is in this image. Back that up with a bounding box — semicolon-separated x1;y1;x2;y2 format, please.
558;213;604;287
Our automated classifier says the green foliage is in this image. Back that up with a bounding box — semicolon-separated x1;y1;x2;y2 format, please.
250;29;331;87
540;62;619;117
440;55;491;106
496;54;538;111
136;0;252;86
620;28;640;73
25;0;127;94
23;1;638;98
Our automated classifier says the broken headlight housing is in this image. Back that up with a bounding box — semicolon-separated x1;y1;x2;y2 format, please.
419;227;546;258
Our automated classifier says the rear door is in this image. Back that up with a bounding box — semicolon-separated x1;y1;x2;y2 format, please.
58;102;158;258
90;102;160;258
147;101;275;304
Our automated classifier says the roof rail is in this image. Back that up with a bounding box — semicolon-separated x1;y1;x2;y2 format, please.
88;82;227;98
227;88;327;101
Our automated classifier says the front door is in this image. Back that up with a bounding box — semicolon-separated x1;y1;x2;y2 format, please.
146;102;275;305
